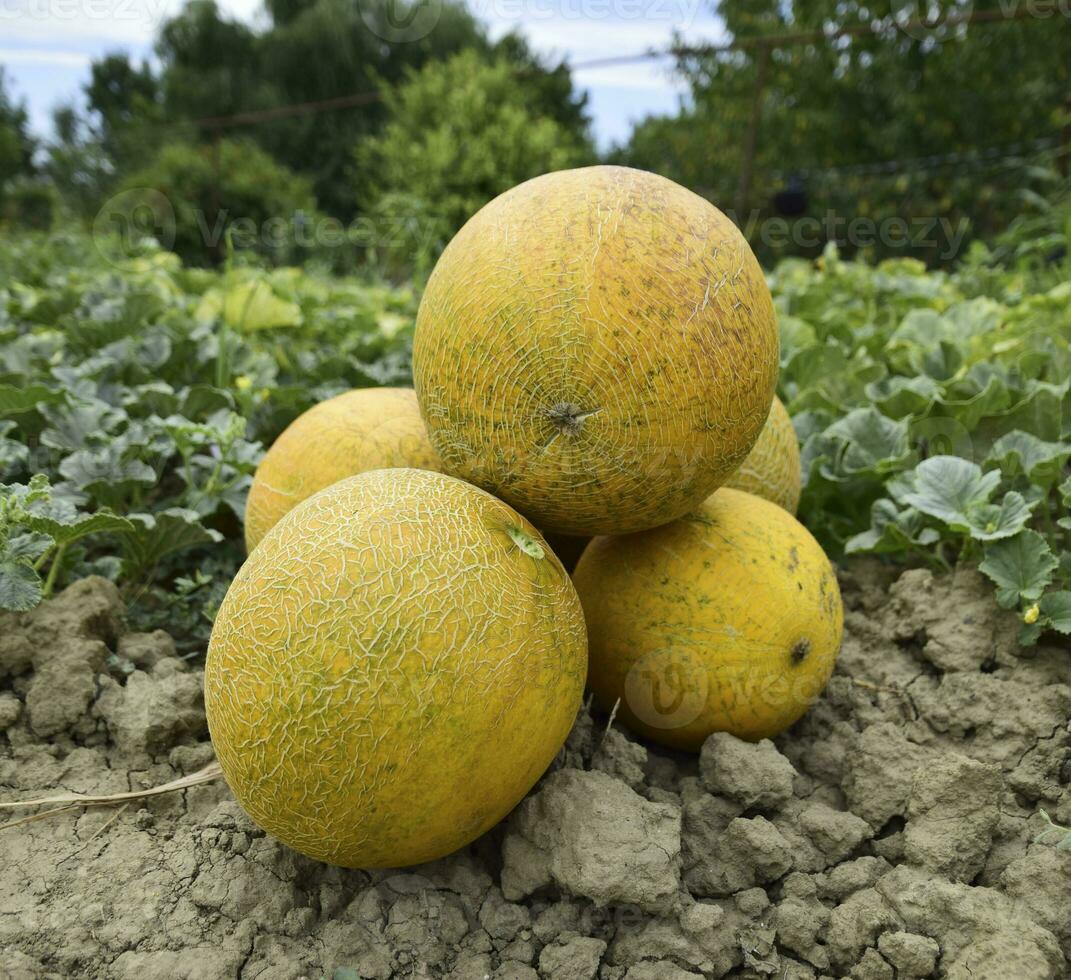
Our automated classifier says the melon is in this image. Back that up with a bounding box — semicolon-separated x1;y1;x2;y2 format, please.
244;387;440;551
572;488;842;749
207;468;587;868
413;165;779;536
723;395;801;514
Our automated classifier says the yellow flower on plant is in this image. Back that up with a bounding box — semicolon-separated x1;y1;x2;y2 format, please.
1024;603;1040;625
235;375;253;391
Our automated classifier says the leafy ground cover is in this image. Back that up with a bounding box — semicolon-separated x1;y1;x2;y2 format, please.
0;235;416;648
0;228;1069;647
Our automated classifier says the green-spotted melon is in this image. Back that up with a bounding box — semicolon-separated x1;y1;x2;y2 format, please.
206;468;587;868
413;165;779;536
723;395;801;514
244;387;441;551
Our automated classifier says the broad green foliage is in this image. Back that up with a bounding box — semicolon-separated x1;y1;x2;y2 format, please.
2;225;1069;650
618;0;1071;266
119;140;319;267
358;51;595;241
783;246;1071;643
0;234;415;645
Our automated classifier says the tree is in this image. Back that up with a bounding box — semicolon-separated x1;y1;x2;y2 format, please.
118;139;317;265
358;51;595;238
619;0;1071;264
0;68;36;197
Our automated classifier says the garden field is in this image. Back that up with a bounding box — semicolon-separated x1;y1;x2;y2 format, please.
1;224;1070;979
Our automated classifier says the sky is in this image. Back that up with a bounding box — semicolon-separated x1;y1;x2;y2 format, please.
0;0;725;151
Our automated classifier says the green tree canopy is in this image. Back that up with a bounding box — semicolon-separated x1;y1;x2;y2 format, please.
0;68;36;195
619;0;1071;264
119;139;317;265
357;50;595;238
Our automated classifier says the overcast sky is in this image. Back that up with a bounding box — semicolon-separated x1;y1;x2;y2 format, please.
0;0;726;150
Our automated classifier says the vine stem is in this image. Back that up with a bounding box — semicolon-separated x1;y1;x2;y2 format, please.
41;542;67;596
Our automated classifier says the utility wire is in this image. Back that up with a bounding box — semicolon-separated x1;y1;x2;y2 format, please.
188;3;1047;130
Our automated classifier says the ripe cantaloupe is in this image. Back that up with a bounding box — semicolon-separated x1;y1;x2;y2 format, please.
207;468;587;868
413;165;779;536
723;396;801;514
572;488;842;749
244;387;440;551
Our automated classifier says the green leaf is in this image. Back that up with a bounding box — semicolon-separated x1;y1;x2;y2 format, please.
845;498;940;556
58;447;157;496
197;280;302;331
39;399;124;452
823;407;911;477
864;376;941;418
7;531;54;561
1038;592;1071;635
0;383;63;416
25;510;136;548
123;508;223;574
896;456;1033;541
987;431;1071;489
0;559;43;611
979;530;1058;605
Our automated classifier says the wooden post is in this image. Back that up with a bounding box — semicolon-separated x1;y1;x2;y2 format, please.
735;41;771;223
210;127;224;263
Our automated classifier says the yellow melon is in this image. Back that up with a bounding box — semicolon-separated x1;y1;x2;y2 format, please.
244;387;440;551
413;165;779;536
572;488;842;749
723;396;801;514
207;468;587;868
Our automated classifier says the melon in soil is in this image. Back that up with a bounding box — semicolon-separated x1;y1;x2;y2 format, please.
572;487;842;750
414;165;779;537
206;468;587;868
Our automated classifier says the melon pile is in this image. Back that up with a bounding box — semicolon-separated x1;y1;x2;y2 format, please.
206;165;843;870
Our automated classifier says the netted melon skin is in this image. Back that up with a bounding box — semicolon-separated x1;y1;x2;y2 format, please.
207;468;587;868
244;387;441;552
723;396;801;514
414;165;779;537
573;488;842;749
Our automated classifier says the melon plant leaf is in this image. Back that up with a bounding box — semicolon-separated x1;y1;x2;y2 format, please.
823;407;911;477
986;431;1071;490
0;423;29;479
897;456;1031;539
864;376;941;419
59;447;157;497
1059;475;1071;508
0;559;43;611
6;530;54;561
39;399;124;452
979;530;1058;606
845;498;940;556
122;508;223;575
0;383;63;416
25;510;136;548
1037;592;1071;636
198;280;302;331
